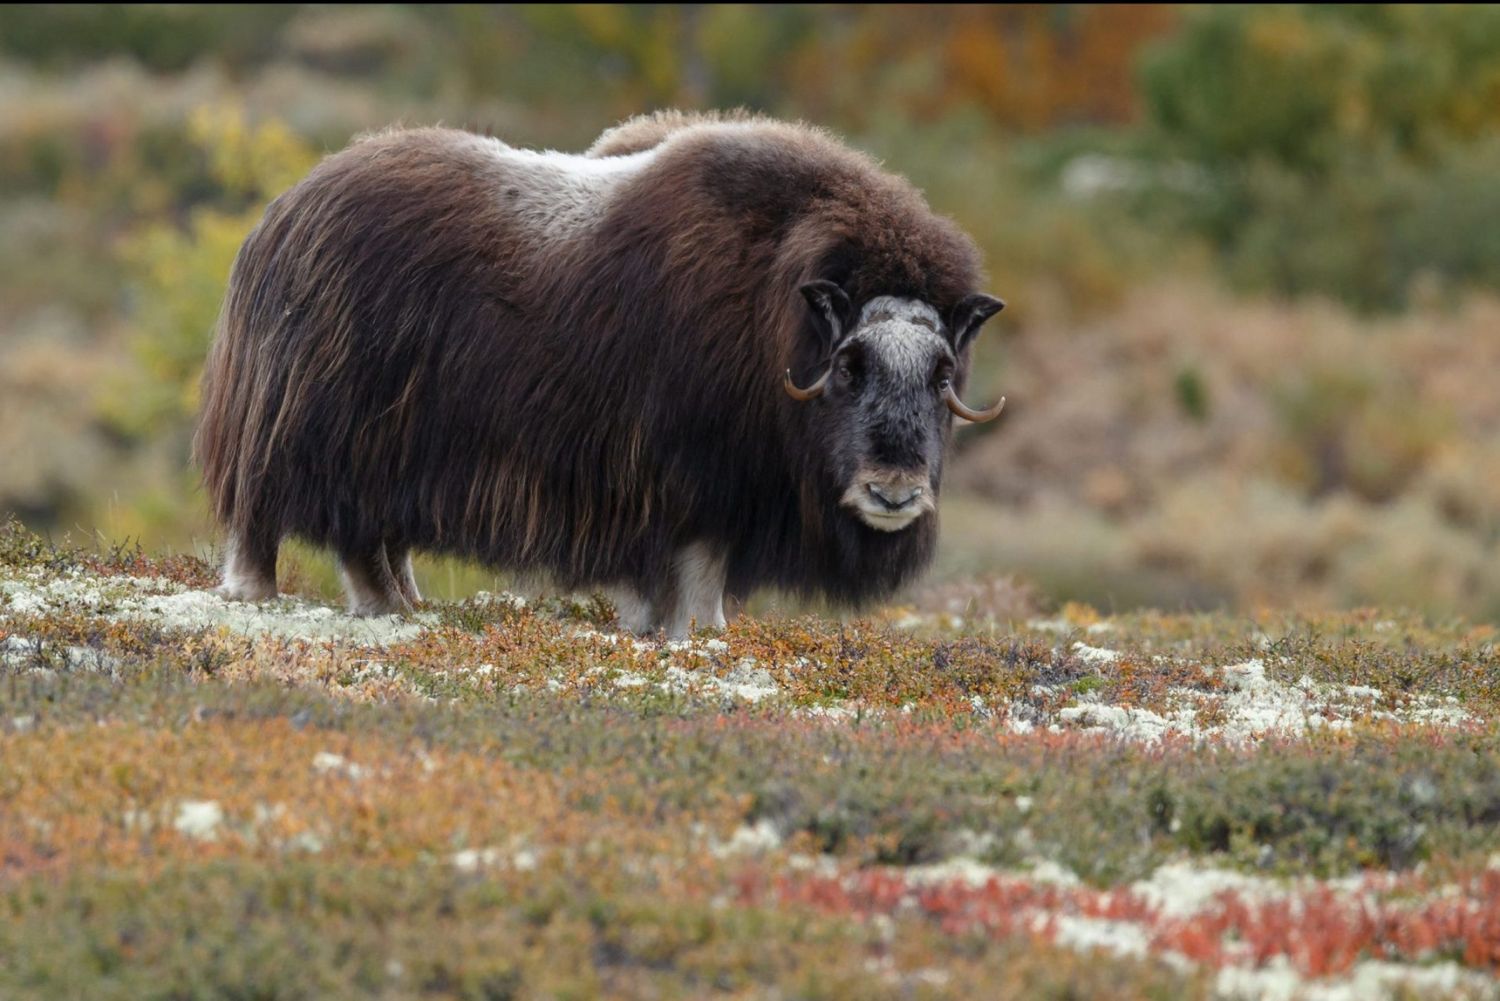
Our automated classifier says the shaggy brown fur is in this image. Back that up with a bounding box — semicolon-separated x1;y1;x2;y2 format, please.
195;112;993;626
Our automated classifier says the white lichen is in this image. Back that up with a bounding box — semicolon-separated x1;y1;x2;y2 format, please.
172;800;224;842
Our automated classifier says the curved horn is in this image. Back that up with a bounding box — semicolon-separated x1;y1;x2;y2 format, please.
784;367;831;402
943;381;1006;423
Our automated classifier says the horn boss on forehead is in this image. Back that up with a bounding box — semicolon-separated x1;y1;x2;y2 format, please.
196;109;1007;639
786;290;1007;424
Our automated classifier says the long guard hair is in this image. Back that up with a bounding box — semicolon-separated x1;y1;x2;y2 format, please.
196;111;985;610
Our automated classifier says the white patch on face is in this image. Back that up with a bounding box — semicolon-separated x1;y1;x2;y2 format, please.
469;135;662;242
848;297;948;378
840;469;936;532
850;505;924;532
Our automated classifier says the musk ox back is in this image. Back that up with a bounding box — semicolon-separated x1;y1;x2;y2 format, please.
196;111;1007;637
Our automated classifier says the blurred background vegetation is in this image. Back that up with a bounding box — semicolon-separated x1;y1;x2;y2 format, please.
4;4;1500;619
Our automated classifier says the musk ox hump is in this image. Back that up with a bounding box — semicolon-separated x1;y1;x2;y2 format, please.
457;133;664;244
586;108;776;158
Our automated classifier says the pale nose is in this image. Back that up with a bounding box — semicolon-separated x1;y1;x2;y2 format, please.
867;482;924;511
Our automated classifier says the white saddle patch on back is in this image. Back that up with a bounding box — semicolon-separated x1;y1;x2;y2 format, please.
470;136;662;242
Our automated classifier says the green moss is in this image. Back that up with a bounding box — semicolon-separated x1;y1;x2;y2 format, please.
1072;675;1106;696
0;861;1199;1000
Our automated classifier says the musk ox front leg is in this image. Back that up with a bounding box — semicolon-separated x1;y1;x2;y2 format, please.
660;542;728;639
215;530;278;603
606;586;657;635
339;544;418;617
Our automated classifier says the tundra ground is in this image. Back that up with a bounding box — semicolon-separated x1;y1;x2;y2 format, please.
2;518;1498;1000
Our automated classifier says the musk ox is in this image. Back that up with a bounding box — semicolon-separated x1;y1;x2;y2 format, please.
196;110;1007;637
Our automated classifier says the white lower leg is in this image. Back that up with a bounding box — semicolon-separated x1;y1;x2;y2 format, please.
661;542;727;639
607;585;656;635
216;533;277;602
387;547;421;606
339;551;406;616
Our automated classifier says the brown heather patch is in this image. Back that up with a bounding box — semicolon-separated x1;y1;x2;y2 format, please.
2;608;196;664
1014;606;1500;720
211;633;431;700
0;515;216;588
379;609;1082;715
7;656;1500;882
77;539;219;590
0;516;71;574
733;619;1064;711
0;715;739;876
1070;652;1228;719
0;698;1213;995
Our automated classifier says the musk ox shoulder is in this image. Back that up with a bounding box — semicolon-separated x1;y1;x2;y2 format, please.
195;111;1006;637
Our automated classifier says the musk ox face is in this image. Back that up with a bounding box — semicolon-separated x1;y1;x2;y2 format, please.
788;281;1006;533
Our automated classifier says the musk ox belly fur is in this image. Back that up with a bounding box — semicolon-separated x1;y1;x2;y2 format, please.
195;111;1003;635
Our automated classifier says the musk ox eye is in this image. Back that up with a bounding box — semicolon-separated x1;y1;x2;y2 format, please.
835;354;860;387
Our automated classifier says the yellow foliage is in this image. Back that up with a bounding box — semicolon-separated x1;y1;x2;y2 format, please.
188;105;319;200
1060;602;1102;627
107;107;316;436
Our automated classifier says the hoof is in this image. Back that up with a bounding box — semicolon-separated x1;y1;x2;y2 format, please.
347;595;411;617
214;580;276;603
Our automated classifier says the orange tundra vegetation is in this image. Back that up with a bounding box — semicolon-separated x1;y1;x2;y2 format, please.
0;714;760;880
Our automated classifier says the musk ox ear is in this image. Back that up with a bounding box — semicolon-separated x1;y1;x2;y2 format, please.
799;280;853;356
948;293;1005;353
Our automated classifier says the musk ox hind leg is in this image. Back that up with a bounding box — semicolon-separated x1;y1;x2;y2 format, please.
338;546;415;617
387;546;421;607
660;542;728;639
215;529;278;603
606;585;657;635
